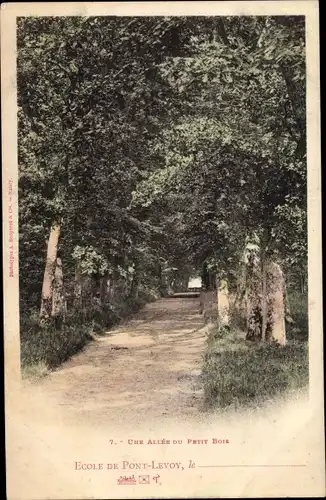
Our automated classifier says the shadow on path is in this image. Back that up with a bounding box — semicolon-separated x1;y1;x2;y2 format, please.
34;297;208;426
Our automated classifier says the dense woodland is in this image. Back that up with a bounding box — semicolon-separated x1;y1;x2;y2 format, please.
18;16;307;385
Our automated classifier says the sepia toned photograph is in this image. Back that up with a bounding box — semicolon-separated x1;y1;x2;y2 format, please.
2;2;324;499
18;13;308;418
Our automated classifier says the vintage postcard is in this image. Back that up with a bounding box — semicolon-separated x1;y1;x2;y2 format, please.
2;1;324;498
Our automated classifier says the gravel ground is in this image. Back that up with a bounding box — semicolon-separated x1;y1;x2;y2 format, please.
27;297;209;428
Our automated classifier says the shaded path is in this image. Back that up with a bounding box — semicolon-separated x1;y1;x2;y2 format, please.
35;297;208;426
12;298;315;500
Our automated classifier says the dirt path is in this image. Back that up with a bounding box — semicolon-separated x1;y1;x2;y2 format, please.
11;297;316;500
32;297;208;427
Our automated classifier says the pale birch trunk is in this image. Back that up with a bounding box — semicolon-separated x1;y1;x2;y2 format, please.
265;262;286;345
52;257;66;318
217;279;230;327
40;222;61;319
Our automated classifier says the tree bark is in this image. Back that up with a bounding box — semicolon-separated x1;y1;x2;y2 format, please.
52;257;66;318
100;273;109;307
280;64;305;160
201;262;211;290
40;222;61;319
217;278;230;327
261;256;268;341
246;253;262;341
265;262;287;345
200;289;218;323
200;264;217;322
129;271;140;299
74;263;83;310
284;281;294;324
216;18;230;46
300;270;307;295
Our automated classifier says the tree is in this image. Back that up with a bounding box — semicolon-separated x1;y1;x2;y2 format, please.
18;16;306;347
17;16;194;318
132;16;306;342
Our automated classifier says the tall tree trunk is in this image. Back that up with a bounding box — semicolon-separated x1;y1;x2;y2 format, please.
200;289;218;323
200;264;217;322
52;257;66;318
174;273;190;292
100;273;108;307
74;263;83;310
40;222;61;319
260;229;272;341
246;254;262;341
284;281;294;324
158;262;169;296
261;256;268;341
265;262;286;345
234;265;246;311
199;290;204;315
92;276;101;306
201;262;210;290
217;278;230;327
300;270;306;295
106;277;114;302
129;271;140;299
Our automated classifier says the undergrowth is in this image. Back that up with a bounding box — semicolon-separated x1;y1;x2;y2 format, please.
202;326;308;410
20;313;93;370
20;288;160;374
286;290;308;341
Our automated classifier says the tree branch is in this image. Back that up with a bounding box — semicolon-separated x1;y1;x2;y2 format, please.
217;18;230;46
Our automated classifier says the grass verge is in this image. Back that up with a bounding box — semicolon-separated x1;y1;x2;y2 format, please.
201;326;308;410
20;314;93;370
20;289;161;375
21;362;50;381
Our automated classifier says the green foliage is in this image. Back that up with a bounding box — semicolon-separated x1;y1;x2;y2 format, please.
18;16;307;373
20;312;93;369
21;362;49;382
133;16;306;278
286;291;308;341
202;327;308;409
72;245;111;276
20;281;161;370
18;16;188;316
